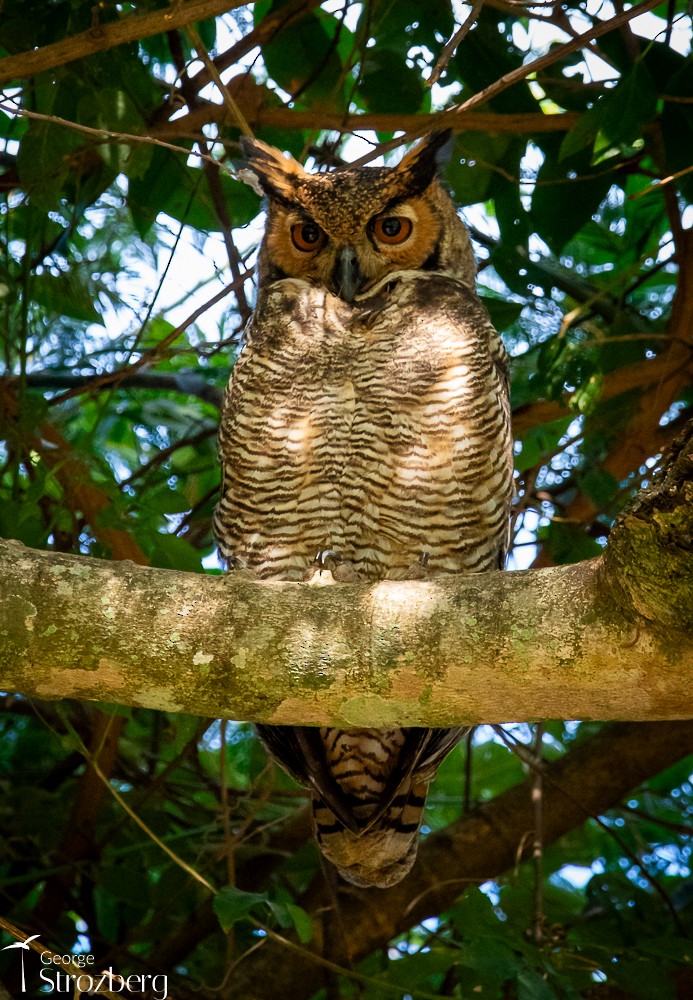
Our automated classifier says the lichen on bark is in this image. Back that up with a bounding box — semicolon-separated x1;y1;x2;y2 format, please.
0;423;691;724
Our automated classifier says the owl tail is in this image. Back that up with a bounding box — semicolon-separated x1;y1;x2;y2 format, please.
255;724;467;888
312;776;428;889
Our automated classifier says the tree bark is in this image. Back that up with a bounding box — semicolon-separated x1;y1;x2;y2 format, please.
0;426;691;725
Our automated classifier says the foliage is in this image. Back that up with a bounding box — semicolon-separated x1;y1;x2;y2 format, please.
0;1;692;998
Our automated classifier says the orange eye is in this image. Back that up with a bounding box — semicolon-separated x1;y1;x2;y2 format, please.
291;221;326;252
372;216;412;245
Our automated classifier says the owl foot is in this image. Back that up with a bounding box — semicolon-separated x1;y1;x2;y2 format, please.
385;552;430;581
304;549;361;583
314;548;340;569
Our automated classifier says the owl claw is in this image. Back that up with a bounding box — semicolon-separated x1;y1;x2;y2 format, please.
309;550;361;582
314;548;340;568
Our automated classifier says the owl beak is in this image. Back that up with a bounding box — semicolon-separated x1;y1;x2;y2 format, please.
334;246;363;302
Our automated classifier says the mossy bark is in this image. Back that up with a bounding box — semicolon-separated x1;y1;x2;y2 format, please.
1;425;691;725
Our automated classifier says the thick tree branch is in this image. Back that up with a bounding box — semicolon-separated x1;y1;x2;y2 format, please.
1;426;691;724
153;104;580;140
0;0;248;86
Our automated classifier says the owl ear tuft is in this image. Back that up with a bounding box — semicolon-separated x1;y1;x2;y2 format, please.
396;130;454;195
239;138;307;202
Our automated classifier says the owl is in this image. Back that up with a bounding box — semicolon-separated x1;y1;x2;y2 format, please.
214;131;514;888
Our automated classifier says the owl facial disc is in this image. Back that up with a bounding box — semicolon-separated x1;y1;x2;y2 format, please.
240;131;480;298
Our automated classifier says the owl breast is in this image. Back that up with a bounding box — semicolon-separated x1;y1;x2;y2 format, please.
215;270;513;583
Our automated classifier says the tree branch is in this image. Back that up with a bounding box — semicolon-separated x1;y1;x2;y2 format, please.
0;0;248;86
154;104;580;140
11;370;224;407
1;425;690;723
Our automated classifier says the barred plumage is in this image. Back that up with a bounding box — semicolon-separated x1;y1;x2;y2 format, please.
214;132;514;888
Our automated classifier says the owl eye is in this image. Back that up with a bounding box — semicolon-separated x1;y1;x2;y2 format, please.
372;216;413;245
291;221;326;252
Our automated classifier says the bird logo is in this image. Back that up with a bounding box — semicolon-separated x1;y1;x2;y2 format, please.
1;934;41;992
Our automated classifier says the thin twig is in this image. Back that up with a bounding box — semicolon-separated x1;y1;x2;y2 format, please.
629;162;693;201
427;0;486;87
184;22;254;138
168;27;253;322
61;715;217;895
531;722;545;945
464;729;474;814
245;921;452;1000
0;0;248;85
120;425;216;487
0;100;234;174
0;918;125;1000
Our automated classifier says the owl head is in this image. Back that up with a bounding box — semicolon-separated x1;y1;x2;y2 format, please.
241;131;476;301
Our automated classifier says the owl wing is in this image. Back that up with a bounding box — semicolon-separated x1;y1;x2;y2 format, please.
256;723;468;834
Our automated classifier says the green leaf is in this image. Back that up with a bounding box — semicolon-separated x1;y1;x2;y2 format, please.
494;176;529;251
195;16;218;52
462;937;521;980
559;105;603;162
366;0;454;52
100;863;151;906
532;136;612;252
515;417;573;473
360;48;425;114
145;490;194;516
268;902;313;943
448;132;511;206
214;886;268;931
449;886;503;932
31;272;102;324
537;521;604;565
144;532;204;573
599;62;658;148
94;884;121;943
578;468;619;508
453;11;536;114
16;120;80;210
0;499;48;547
517;969;559;1000
480;296;524;332
560;63;657;166
641;936;693;963
262;9;347;108
129;147;260;237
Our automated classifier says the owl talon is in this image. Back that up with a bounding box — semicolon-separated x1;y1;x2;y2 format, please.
314;548;340;568
307;550;361;582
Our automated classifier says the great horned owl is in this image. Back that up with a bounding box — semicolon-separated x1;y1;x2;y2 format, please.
214;132;514;888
